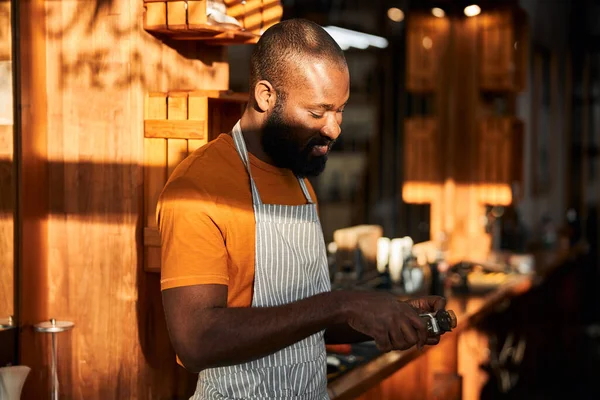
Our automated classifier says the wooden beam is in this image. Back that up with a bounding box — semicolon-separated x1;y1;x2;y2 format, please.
144;120;206;139
17;0;50;398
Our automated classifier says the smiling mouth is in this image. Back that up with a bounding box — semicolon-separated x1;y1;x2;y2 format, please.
311;145;329;156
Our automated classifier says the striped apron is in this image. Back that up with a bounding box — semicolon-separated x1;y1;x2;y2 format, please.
192;121;331;400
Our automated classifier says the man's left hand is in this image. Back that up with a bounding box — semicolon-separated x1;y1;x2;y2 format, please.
405;296;447;314
404;296;448;348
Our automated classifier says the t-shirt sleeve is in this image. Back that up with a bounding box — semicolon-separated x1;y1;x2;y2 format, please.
157;178;229;291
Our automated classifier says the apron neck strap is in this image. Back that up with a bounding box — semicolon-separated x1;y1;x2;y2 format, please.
231;120;314;205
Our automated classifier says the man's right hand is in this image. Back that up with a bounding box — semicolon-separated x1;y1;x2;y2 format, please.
344;291;429;352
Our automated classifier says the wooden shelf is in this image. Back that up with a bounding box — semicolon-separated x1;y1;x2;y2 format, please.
144;90;247;140
143;89;247;272
143;0;283;45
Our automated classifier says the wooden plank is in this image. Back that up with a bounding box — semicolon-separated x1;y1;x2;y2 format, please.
406;14;441;93
243;0;263;34
188;0;207;26
145;120;206;139
0;1;11;61
189;90;248;102
0;125;13;321
167;138;188;176
144;94;168;229
144;227;162;247
167;1;187;30
262;0;283;31
187;93;209;153
18;0;50;397
166;93;190;176
404;117;440;183
144;1;167;30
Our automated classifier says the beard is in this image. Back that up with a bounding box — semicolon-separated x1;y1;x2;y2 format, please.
261;101;333;178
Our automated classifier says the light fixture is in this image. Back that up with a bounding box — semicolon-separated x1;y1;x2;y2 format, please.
464;4;481;17
431;7;445;18
323;26;389;51
387;7;405;22
422;36;433;49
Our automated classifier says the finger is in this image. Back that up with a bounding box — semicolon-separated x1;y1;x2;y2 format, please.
375;333;393;353
432;296;447;312
406;313;428;349
426;335;441;346
398;321;419;350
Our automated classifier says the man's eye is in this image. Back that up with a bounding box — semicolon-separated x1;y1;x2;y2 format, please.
310;112;323;119
337;109;345;114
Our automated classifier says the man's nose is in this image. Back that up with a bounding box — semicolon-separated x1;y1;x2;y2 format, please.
320;114;341;141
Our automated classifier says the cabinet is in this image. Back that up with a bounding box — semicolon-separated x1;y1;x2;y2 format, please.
479;9;528;92
406;15;449;93
477;117;523;205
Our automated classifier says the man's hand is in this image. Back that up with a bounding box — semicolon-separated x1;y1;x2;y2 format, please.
405;295;447;314
405;295;448;347
345;292;428;353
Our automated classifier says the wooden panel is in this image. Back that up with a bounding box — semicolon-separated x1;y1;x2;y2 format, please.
143;90;245;273
167;1;187;30
479;9;528;92
17;0;232;397
0;125;13;320
262;0;283;31
0;0;11;61
145;120;206;139
0;0;12;322
477;117;522;205
406;15;447;93
18;0;50;397
144;1;167;30
188;0;208;26
166;94;189;176
404;117;441;183
145;94;168;273
188;93;209;153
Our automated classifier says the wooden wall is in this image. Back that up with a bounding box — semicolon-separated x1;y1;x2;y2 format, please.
0;0;13;322
403;10;527;263
18;0;229;398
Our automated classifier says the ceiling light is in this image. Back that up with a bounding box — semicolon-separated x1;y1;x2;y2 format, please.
431;7;445;18
323;26;389;50
422;36;433;49
387;7;405;22
464;4;481;17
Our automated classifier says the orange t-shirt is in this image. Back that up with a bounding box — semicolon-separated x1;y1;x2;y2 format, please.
157;133;318;308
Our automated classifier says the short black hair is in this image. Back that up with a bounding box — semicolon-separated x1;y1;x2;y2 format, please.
249;18;347;96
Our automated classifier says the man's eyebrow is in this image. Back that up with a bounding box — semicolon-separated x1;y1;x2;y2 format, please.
314;100;349;111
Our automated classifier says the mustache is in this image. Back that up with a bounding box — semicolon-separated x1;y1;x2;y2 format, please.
306;136;335;149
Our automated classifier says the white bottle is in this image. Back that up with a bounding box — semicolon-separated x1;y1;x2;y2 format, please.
0;366;30;400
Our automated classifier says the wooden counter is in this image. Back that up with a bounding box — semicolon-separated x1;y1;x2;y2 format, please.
327;246;586;400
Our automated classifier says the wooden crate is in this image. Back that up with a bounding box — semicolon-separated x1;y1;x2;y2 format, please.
143;90;247;272
477;117;524;205
143;0;282;43
479;8;528;92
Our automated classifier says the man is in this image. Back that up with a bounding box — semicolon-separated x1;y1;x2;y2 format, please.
158;18;447;400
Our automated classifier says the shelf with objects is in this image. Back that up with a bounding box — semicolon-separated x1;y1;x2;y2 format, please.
143;0;283;44
143;90;248;272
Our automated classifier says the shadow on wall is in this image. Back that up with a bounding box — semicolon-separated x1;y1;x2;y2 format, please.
45;0;226;92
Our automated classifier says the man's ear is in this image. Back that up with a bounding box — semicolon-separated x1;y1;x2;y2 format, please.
254;80;276;112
